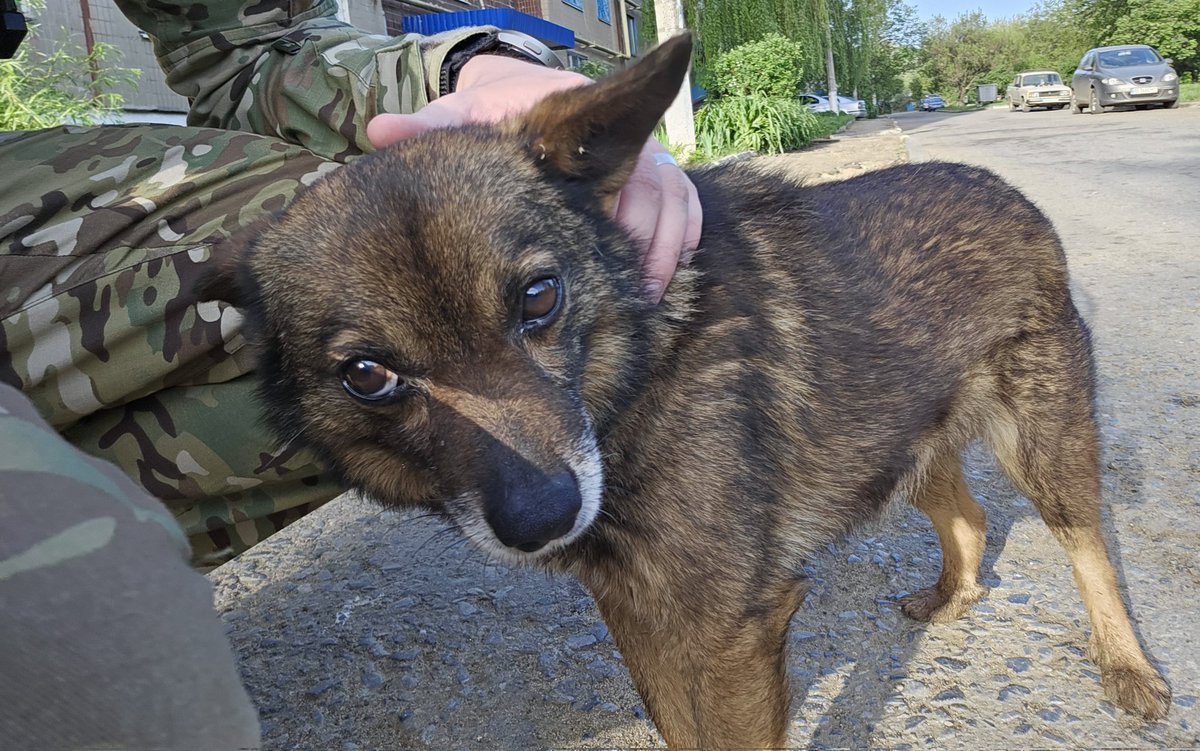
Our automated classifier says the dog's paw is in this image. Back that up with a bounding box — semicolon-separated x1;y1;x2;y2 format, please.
899;583;987;623
1102;666;1172;722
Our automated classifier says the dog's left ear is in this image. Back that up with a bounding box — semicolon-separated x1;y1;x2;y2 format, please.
510;34;693;209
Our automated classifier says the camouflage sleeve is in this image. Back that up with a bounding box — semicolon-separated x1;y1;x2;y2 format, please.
0;381;261;748
114;0;494;160
0;125;344;561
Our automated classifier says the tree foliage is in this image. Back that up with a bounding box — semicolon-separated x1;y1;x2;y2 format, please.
919;12;998;104
1107;0;1200;72
659;0;912;106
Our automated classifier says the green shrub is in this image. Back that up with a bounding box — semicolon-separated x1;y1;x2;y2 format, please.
710;34;806;98
571;58;613;81
0;2;139;130
695;94;821;158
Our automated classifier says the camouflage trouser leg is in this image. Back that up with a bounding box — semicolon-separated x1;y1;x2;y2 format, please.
0;124;344;563
0;381;261;748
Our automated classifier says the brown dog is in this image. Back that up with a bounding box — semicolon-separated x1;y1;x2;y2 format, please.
199;35;1170;748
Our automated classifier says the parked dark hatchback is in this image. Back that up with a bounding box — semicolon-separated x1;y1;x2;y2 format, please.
1071;44;1180;113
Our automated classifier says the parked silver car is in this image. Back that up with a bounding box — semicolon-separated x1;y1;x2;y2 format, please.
1070;44;1180;114
799;93;867;118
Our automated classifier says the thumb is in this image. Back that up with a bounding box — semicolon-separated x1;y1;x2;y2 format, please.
366;110;465;149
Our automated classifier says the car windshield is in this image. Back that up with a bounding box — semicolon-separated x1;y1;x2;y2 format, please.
1021;73;1062;86
1098;48;1162;67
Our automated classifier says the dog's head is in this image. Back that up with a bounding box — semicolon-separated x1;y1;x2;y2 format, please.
198;36;693;563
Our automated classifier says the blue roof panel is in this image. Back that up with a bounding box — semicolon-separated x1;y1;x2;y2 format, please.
402;9;575;50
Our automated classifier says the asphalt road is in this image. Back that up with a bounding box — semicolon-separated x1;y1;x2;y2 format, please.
211;110;1199;750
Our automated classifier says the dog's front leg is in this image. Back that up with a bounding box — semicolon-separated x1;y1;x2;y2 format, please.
585;560;805;749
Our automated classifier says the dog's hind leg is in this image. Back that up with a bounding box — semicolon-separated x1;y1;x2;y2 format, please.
987;319;1171;721
900;454;990;623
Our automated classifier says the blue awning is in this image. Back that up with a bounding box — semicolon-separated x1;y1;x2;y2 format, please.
402;9;575;50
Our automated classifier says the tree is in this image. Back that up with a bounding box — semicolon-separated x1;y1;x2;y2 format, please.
1108;0;1200;75
920;11;998;103
1060;0;1200;76
645;0;905;109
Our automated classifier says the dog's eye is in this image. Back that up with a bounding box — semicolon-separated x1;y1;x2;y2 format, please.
341;359;402;402
522;277;562;328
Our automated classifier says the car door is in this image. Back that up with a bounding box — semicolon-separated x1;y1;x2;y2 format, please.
1073;52;1095;97
1010;75;1021;104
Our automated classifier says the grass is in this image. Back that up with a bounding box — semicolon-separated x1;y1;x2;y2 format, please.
679;105;853;165
1179;81;1200;103
809;112;855;140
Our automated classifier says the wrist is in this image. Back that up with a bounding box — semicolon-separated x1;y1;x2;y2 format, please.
439;30;565;96
457;53;586;93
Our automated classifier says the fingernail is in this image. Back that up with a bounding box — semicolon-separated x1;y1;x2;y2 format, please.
642;279;664;302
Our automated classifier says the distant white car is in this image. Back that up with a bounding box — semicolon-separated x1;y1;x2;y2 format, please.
799;93;867;118
798;93;831;112
837;96;868;118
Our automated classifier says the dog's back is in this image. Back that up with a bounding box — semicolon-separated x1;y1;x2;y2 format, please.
610;159;1082;534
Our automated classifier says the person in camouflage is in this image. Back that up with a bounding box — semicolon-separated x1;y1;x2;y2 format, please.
1;1;699;746
1;0;508;563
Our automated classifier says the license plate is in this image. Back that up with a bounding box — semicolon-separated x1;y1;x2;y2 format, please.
1130;86;1158;95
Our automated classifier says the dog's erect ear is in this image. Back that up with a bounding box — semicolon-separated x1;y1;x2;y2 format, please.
511;34;693;207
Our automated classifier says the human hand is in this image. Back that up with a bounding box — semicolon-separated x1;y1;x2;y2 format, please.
365;55;702;303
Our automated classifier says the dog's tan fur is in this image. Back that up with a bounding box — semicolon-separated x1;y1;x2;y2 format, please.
200;36;1170;748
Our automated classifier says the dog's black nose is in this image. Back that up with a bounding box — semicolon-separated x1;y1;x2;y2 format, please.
486;470;581;553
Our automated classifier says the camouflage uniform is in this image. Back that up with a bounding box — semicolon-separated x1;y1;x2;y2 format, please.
1;2;492;746
0;380;262;748
1;0;491;561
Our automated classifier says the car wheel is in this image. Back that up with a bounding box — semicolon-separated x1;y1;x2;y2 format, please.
1021;99;1031;113
1165;99;1179;109
1009;98;1018;111
1088;87;1105;114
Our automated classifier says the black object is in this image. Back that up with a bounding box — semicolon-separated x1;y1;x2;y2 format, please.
1;1;27;59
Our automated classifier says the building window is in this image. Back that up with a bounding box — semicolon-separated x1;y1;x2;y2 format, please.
563;0;582;9
627;14;638;55
597;0;612;24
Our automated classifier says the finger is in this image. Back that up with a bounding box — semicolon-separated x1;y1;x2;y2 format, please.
681;177;703;264
613;147;665;251
366;110;463;149
640;160;690;302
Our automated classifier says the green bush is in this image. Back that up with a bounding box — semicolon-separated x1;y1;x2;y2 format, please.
710;34;806;98
0;2;139;130
571;58;613;81
695;94;821;158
